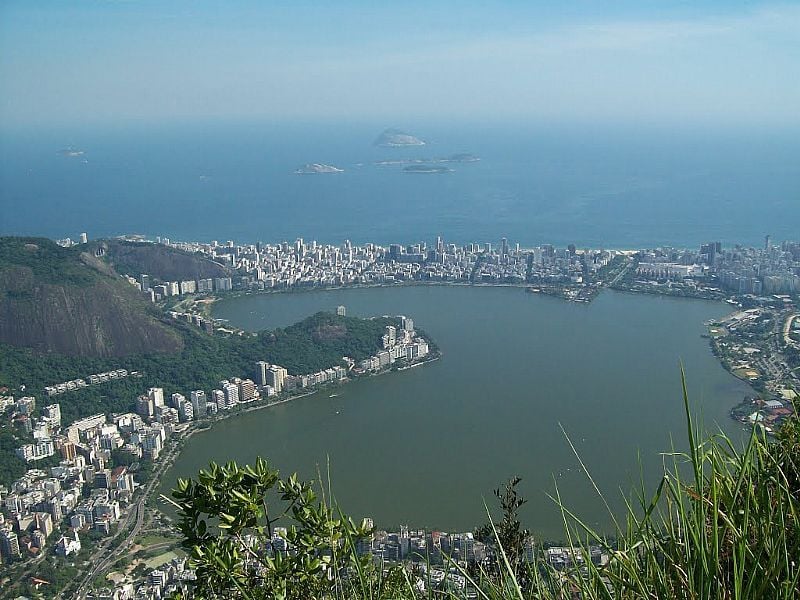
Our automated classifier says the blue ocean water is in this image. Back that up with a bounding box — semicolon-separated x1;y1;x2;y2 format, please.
1;120;797;248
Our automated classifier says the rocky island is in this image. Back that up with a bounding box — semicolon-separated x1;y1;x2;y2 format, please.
294;163;344;174
59;147;85;157
374;128;426;147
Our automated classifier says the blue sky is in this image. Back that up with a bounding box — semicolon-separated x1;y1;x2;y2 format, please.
1;1;798;126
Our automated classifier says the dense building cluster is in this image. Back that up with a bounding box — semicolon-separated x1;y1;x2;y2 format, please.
87;555;197;600
0;399;150;564
44;369;132;397
359;317;430;372
636;238;800;295
145;236;617;292
126;272;233;303
0;314;433;577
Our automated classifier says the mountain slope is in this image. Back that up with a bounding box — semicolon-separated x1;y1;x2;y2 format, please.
97;239;230;281
0;237;182;357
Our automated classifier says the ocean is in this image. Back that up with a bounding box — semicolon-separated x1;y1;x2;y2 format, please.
1;120;798;248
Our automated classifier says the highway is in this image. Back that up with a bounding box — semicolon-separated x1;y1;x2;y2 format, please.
608;257;635;287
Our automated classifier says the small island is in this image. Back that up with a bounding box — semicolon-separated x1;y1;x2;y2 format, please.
403;165;454;174
294;163;344;175
447;153;480;163
59;147;85;157
374;128;426;147
375;153;480;167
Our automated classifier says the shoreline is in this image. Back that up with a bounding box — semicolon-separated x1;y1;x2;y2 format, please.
151;284;777;537
102;285;784;579
158;353;441;486
205;281;763;411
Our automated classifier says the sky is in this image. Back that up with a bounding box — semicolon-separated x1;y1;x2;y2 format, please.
1;1;799;127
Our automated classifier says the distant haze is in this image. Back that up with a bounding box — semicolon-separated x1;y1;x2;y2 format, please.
1;1;799;127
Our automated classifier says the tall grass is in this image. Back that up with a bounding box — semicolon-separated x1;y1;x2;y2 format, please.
398;373;800;599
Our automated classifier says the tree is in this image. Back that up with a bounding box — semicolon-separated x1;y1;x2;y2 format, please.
167;458;383;599
475;476;530;576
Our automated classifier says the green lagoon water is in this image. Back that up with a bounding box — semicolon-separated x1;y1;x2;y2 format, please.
161;286;751;537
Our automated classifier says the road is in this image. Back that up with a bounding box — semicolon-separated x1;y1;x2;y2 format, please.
608;257;635;287
783;313;799;348
72;439;183;599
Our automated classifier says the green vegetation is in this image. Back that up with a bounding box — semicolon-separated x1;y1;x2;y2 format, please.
0;429;27;485
1;312;395;419
0;236;100;287
14;532;102;599
474;476;529;576
0;312;400;485
168;458;390;600
169;379;799;599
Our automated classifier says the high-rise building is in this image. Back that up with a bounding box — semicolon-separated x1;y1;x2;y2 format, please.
148;388;165;408
336;305;346;317
43;404;61;426
178;401;194;422
266;365;288;393
190;390;207;418
400;316;414;333
214;277;233;292
0;528;21;563
136;395;154;417
211;389;225;410
222;382;239;407
35;513;54;538
61;441;77;461
700;241;722;265
79;232;88;244
238;379;256;402
256;361;270;387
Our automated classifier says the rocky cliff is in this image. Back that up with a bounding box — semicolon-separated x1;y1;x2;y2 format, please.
97;240;231;282
0;238;183;357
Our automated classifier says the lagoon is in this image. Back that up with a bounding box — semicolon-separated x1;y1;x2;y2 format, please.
161;286;751;537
